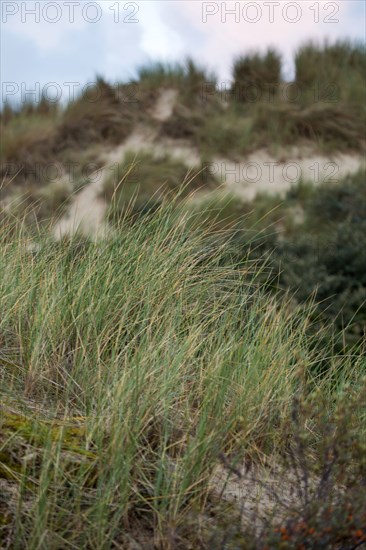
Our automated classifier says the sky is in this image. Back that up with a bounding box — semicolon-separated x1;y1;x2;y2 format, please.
1;0;365;105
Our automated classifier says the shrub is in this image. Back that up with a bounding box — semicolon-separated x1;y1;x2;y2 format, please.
295;40;366;107
55;77;137;151
232;49;282;103
225;171;366;351
215;387;366;549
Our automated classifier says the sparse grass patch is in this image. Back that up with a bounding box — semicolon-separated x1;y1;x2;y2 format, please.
102;151;218;223
136;61;187;88
193;103;254;158
136;58;217;108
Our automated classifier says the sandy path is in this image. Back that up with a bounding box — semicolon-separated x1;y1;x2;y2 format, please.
53;126;157;240
53;177;108;240
54;144;364;239
211;459;322;532
213;151;365;201
151;88;179;121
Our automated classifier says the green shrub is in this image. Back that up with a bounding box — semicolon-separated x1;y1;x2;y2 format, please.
232;49;282;103
295;40;366;107
225;171;366;351
306;171;366;228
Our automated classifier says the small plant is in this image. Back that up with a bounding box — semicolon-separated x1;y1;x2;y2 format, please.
214;383;366;549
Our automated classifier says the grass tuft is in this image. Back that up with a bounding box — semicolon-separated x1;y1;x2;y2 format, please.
1;204;365;547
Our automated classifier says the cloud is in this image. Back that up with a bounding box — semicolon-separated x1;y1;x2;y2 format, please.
158;1;365;80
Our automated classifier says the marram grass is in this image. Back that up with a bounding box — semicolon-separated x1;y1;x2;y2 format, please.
0;203;364;548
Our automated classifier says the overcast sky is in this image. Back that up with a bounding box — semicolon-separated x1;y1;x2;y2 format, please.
1;1;365;104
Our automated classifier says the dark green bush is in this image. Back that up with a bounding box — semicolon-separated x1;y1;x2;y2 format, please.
223;171;366;351
232;49;282;103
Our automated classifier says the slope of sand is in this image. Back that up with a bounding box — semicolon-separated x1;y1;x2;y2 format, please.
53;88;365;239
53;90;199;239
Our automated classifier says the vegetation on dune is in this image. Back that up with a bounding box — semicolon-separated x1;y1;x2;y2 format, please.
295;40;366;108
232;48;282;103
251;102;365;152
1;41;365;195
192;101;365;158
1;205;365;548
0;78;140;192
136;58;217;107
55;77;141;151
159;41;366;157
